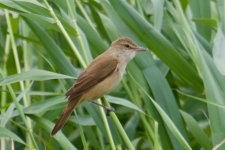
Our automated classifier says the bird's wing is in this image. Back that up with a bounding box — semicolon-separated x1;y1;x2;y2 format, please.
65;54;118;101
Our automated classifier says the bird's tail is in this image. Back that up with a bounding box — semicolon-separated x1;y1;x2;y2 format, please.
51;97;81;135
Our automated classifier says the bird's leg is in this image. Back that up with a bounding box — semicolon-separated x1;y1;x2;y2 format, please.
90;101;115;113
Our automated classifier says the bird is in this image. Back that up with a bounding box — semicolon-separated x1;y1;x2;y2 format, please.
51;37;147;135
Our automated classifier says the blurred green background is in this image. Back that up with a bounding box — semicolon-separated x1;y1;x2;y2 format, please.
1;0;225;149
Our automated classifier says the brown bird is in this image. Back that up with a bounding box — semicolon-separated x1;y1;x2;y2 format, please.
51;37;147;135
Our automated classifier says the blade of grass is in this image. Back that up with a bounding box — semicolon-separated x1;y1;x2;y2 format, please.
102;97;135;150
29;115;77;150
129;73;191;150
189;0;211;40
181;111;212;150
0;69;74;86
6;84;38;149
0;127;25;145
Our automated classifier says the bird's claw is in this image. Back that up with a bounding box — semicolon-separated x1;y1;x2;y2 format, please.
105;106;115;116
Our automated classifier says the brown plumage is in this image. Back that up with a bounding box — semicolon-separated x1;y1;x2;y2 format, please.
51;37;147;135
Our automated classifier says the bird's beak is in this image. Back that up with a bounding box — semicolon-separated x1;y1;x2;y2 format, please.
133;47;148;52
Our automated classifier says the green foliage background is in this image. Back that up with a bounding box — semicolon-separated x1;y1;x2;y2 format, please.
0;0;225;149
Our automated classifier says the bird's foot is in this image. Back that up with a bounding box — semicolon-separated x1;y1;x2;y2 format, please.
90;101;115;115
105;106;115;116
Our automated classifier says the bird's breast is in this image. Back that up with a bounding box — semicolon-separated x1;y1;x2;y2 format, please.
82;72;120;100
82;64;125;100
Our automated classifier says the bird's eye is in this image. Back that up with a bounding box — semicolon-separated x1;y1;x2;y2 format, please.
124;44;131;48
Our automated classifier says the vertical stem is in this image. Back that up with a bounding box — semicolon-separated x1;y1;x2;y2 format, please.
5;11;28;105
123;79;161;148
102;97;134;150
43;0;87;67
7;85;38;149
22;21;31;96
66;0;90;64
123;79;157;144
75;0;96;31
97;128;105;149
110;113;134;150
74;112;89;150
5;10;35;149
22;20;33;150
97;99;116;150
1;35;10;120
1;35;10;150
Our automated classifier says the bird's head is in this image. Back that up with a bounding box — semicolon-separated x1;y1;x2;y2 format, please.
110;37;147;61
